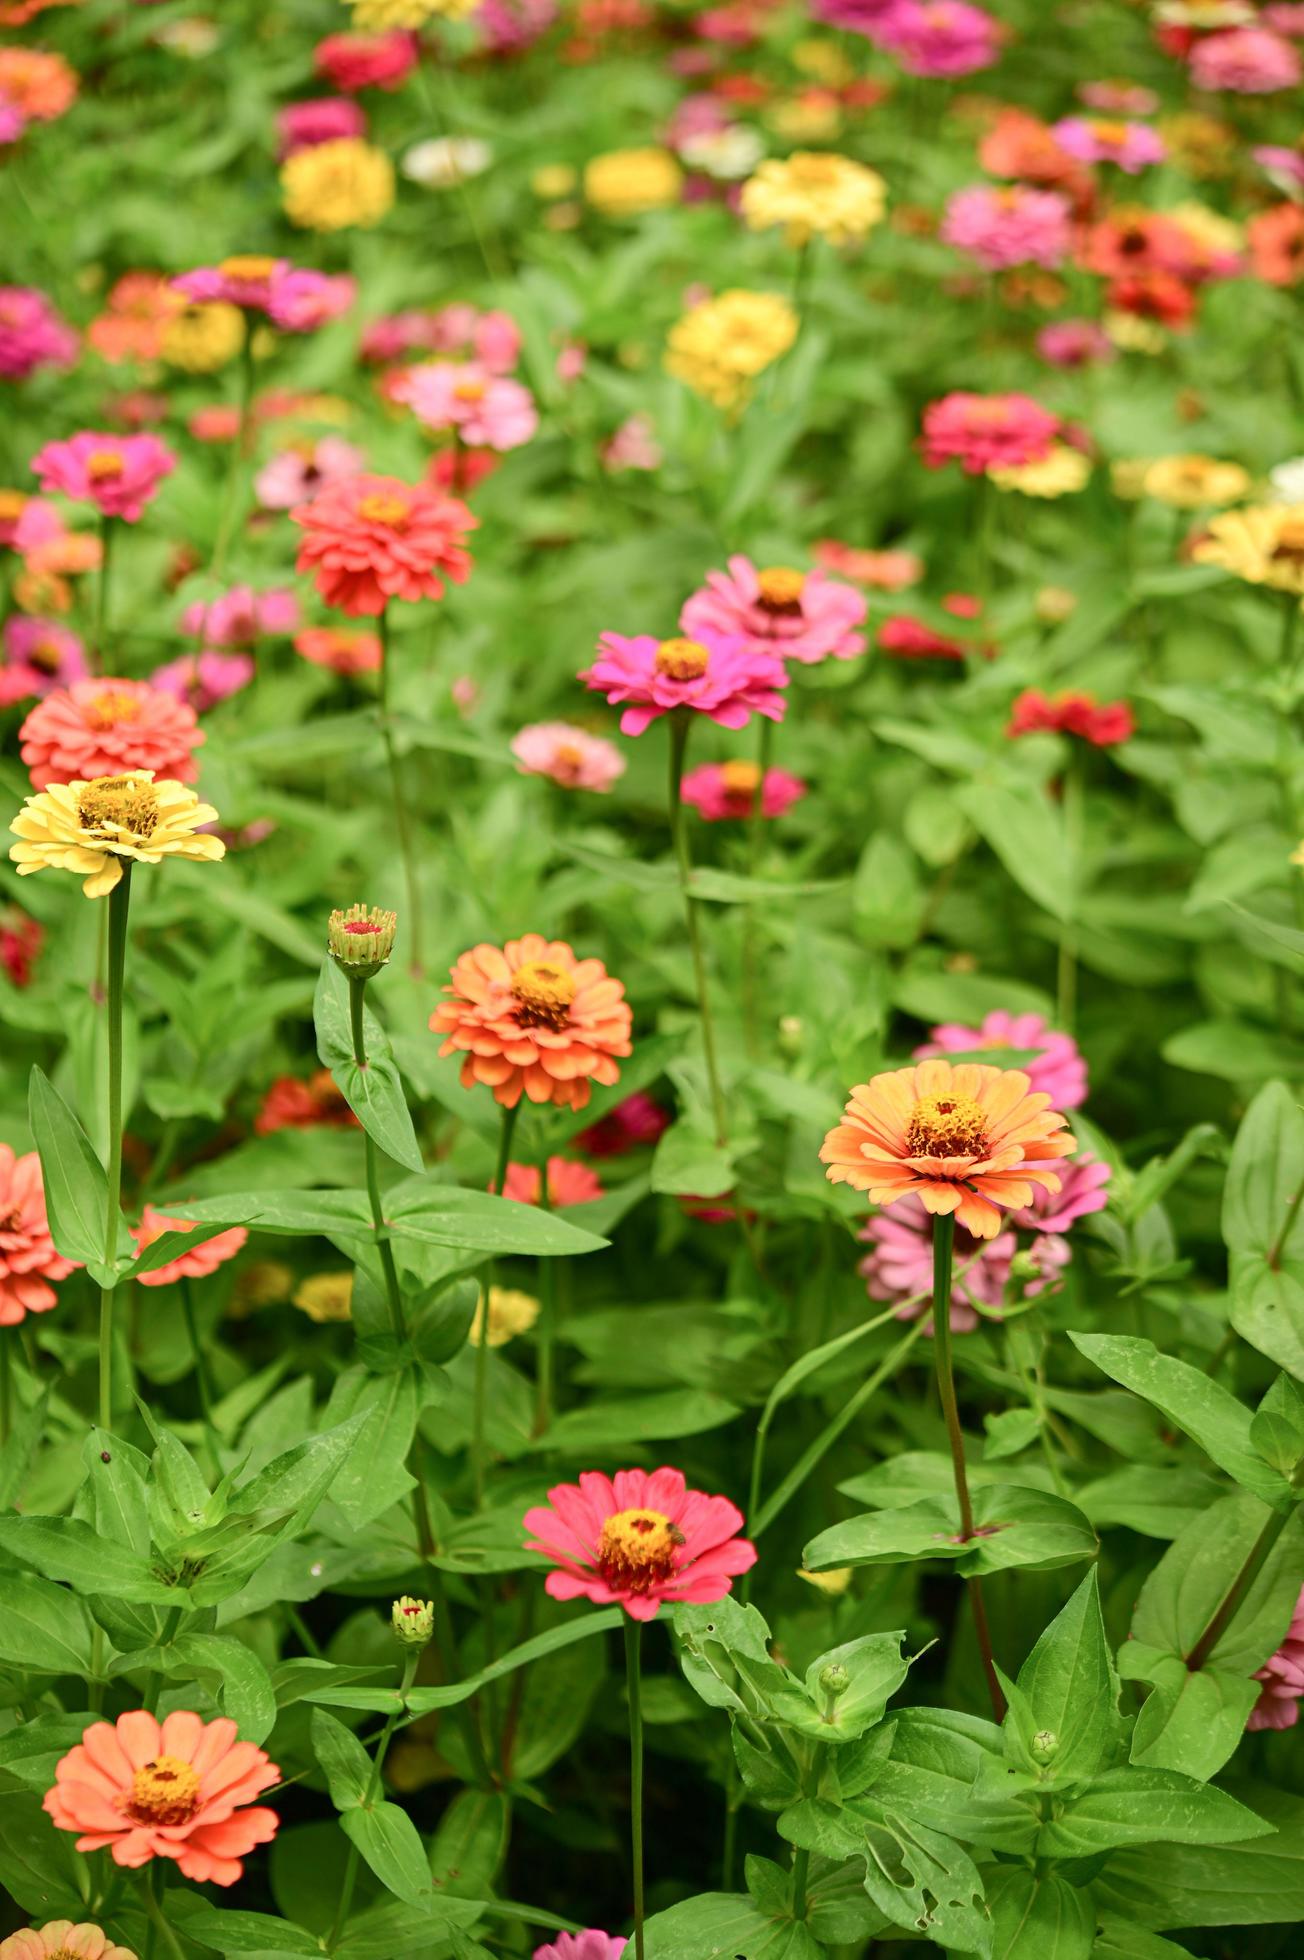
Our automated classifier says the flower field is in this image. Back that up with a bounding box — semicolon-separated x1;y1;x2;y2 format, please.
5;0;1304;1955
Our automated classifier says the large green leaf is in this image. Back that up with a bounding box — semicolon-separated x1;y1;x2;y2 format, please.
27;1065;123;1286
804;1485;1097;1577
1036;1769;1270;1858
314;960;424;1174
985;1868;1094;1960
1223;1080;1304;1377
1008;1569;1121;1781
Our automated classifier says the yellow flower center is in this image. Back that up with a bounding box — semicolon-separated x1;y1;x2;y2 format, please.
86;450;125;482
220;255;277;281
1272;520;1304;563
655;637;710;682
129;1754;200;1825
905;1092;988;1160
356;494;410;528
553;741;585;778
453;380;487;403
76;774;160;842
0;490;27;521
1091;120;1131;145
28;637;63;674
597;1508;682;1592
720;759;762;800
756;566;806;616
510;959;576;1030
86;688;141;729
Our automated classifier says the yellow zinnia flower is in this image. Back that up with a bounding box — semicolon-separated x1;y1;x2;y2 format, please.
281;138;395;233
293;1272;354;1323
351;0;477;25
469;1285;540;1349
160;301;244;374
9;771;224;899
989;443;1091;499
1139;454;1250;510
741;151;886;248
1194;505;1304;595
583;147;683;218
665;289;799;413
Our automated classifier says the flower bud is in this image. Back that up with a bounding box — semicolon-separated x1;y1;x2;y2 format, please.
329;902;396;979
391;1596;434;1648
1031;1728;1058;1764
777;1015;804;1058
818;1660;851;1708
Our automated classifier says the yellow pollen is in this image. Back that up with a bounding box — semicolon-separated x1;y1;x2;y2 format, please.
453;380;487;403
76;774;160;841
655;637;710;682
905;1092;988;1161
220;255;278;281
356;494;410;528
86;450;125;481
86;689;141;729
756;566;806;615
510;958;576;1031
597;1507;682;1592
129;1754;200;1826
720;759;762;800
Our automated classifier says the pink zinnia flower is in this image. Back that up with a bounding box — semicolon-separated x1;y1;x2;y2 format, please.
524;1466;756;1620
680;556;867;665
314;29;418;93
511;721;627;792
878;1;1002;77
860;1195;1014;1332
31;433;175;523
680;760;806;821
0;287;77;381
575;1091;669;1157
19;679;202;790
0;1144;76;1325
3;617;87;694
1253;145;1304;194
1036;319;1115;368
277;98;367;159
878;615;970;660
1052;117;1167;173
533;1937;626;1960
0;1923;135;1960
293;625;382;675
814;540;923;590
397;361;538;452
292;474;477;616
150;651;254;713
915;1010;1088;1109
580;629;787;736
811;0;910;32
1011;1155;1110;1233
919;392;1060;474
1249;1586;1304;1730
1190;26;1301;91
941;184;1072;270
476;0;558;57
268;270;357;335
254;436;367;512
602;415;662;473
180;586;300;649
132;1206;248;1287
1077;80;1159;114
497;1157;605;1205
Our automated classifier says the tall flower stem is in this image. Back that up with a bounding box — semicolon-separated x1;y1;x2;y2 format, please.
741;715;774;1054
138;1868;186;1960
327;1647;420;1952
668;714;728;1148
93;513;114;675
1185;1501;1295;1673
99;865;132;1433
377;608;424;977
623;1616;646;1960
475;1103;519;1506
178;1275;221;1478
1057;751;1084;1033
931;1213;1005;1721
533;1168;558;1436
348;973;405;1343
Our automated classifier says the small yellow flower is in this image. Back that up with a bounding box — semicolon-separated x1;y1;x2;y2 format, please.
765;91;844;145
230;1259;294;1316
1157;110;1236;178
583;148;682;218
293;1272;354;1323
351;0;477;24
1036;586;1078;624
469;1285;540;1348
281;139;395;234
1139;454;1250;510
791;38;855;86
532;163;577;200
1104;310;1168;356
665;289;799;413
797;1565;853;1595
989;443;1091;499
9;772;224;900
741;151;886;248
1169;200;1242;260
160;301;244;374
1194;506;1304;596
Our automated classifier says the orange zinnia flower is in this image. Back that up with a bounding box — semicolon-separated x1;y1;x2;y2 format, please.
820;1059;1076;1240
430;934;632;1111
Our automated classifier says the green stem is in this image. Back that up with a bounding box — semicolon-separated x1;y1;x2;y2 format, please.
475;1103;519;1505
143;1604;183;1716
99;865;132;1432
668;714;728;1148
932;1214;1006;1721
0;1329;9;1447
741;715;774;1054
94;513;114;674
624;1616;646;1960
138;1868;186;1960
377;608;424;977
328;1649;419;1952
349;973;405;1342
533;1163;557;1436
1057;754;1084;1034
1185;1502;1295;1673
178;1275;221;1479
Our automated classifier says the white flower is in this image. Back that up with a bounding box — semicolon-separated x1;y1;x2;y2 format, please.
1271;458;1304;504
401;137;493;189
677;126;766;182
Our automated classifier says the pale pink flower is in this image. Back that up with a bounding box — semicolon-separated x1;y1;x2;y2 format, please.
396;361;538;451
878;1;1002;77
556;341;586;384
31;433;176;523
180;586;300;648
941;184;1072;270
1249;1586;1304;1730
602;415;662;473
475;309;523;372
680;555;866;665
0;287;77;381
915;1009;1088;1109
580;629;787;735
860;1194;1014;1332
1036;319;1115;367
1052;117;1167;172
150;651;254;711
680;761;806;820
254;436;367;511
1190;26;1301;91
1077;80;1159;113
511;721;626;791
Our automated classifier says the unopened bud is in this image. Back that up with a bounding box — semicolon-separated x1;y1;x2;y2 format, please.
391;1596;434;1647
1031;1728;1057;1764
1035;585;1076;625
819;1660;850;1698
777;1015;804;1057
329;903;396;979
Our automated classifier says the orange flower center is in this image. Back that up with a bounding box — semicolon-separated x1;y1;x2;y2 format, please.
453;380;487;403
756;566;806;616
0;490;27;521
76;775;160;841
510;959;576;1030
129;1754;201;1826
86;688;141;729
356;494;410;529
905;1092;988;1160
28;637;63;674
597;1507;682;1592
655;637;710;682
553;741;585;778
1272;521;1304;563
720;759;761;800
220;255;277;281
86;450;125;482
1091;120;1130;144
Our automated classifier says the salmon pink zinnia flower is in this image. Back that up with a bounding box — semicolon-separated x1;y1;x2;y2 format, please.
293;625;382;676
1052;117;1166;173
941;184;1071;270
432;936;632;1112
31;434;176;523
524;1466;756;1620
0;1143;76;1324
255;1069;359;1135
43;1710;279;1884
19;680;202;792
498;1157;605;1205
511;721;627;792
132;1206;249;1288
920;393;1060;475
679;556;867;665
820;1058;1077;1239
292;474;477;616
0;1924;137;1960
580;630;787;735
396;361;539;451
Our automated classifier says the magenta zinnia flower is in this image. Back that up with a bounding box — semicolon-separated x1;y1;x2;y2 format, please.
860;1195;1015;1332
580;629;787;736
680;760;806;821
0;287;77;381
679;556;867;665
1052;117;1166;173
277;98;367;159
941;185;1071;270
915;1010;1088;1109
878;1;1002;76
396;361;538;452
919;393;1060;475
524;1466;756;1620
31;433;176;523
180;586;300;649
1249;1585;1304;1730
150;651;255;712
533;1937;626;1960
3;617;87;696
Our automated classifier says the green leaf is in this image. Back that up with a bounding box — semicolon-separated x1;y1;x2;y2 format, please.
643;1892;824;1958
309;1608;625;1717
804;1485;1097;1578
650;1119;734;1198
1250;1373;1304;1476
782;1793;992;1956
1128;1492;1304;1676
314;961;424;1174
428;1788;510;1898
955;781;1076;922
326;1367;417;1527
28;1065;122;1284
985;1867;1094;1960
163;1633;278;1743
311;1708;374;1812
0;1786;87;1917
784;1633;912;1742
170;1896;324;1957
342;1801;435;1907
1223;1080;1304;1377
1092;1780;1304;1928
388;1181;609;1257
1009;1569;1121;1781
0;1514;184;1605
1120;1644;1259;1782
530;1388;741;1452
0;1574;93;1675
1036;1768;1271;1858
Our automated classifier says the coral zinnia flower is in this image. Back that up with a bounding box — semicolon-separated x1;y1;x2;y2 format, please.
1007;688;1134;746
820;1058;1076;1239
432;936;632;1112
44;1710;278;1885
293;626;382;676
580;630;787;736
255;1069;359;1134
524;1467;756;1621
292;474;476;616
132;1207;248;1288
10;771;224;898
31;434;176;524
497;1157;604;1205
1193;504;1304;594
19;680;202;791
1249;204;1304;287
680;555;867;665
0;1924;137;1960
0;1143;76;1325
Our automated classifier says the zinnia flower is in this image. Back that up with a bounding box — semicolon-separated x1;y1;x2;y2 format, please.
680;556;866;665
277;98;368;158
511;722;626;791
293;626;382;675
1138;456;1250;509
664;290;798;412
861;1195;1015;1331
1052;117;1166;172
497;1157;604;1205
941;184;1071;269
580;630;787;735
19;681;203;790
1;907;43;987
31;434;176;524
920;393;1059;475
915;1011;1088;1110
431;934;632;1112
0;46;75;121
149;652;254;713
1249;206;1304;287
1189;25;1301;90
293;1272;354;1322
988;445;1091;498
180;586;300;649
0;1144;76;1324
533;1937;626;1960
0;288;77;381
1036;320;1115;368
813;541;923;590
575;1091;669;1157
315;30;419;92
255;1069;359;1135
1193;505;1304;594
740;151;886;246
878;614;970;660
254;436;367;511
583;147;683;216
524;1466;756;1620
292;474;476;616
820;1058;1077;1239
0;1926;136;1960
680;760;806;821
1248;1585;1304;1730
10;770;224;898
2;617;87;695
132;1207;248;1288
281;137;395;231
396;362;539;451
43;1710;279;1884
469;1284;541;1347
878;0;1002;76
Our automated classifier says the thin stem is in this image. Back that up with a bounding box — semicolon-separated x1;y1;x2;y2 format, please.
178;1275;221;1479
138;1869;186;1960
1269;1175;1304;1271
931;1214;1006;1721
99;865;132;1432
349;974;405;1342
741;715;774;1054
93;513;114;674
143;1604;183;1716
624;1616;646;1960
0;1329;9;1447
1057;753;1084;1034
377;608;424;977
668;714;728;1148
475;1103;519;1505
328;1649;419;1952
533;1163;557;1436
1185;1502;1295;1673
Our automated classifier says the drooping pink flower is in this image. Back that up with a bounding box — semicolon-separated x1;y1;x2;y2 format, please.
941;184;1071;270
1249;1586;1304;1730
680;556;867;666
575;1092;670;1157
0;287;77;381
180;586;300;648
1190;26;1301;91
497;1157;605;1205
915;1010;1088;1110
31;433;175;523
919;392;1060;474
877;1;1002;77
532;1936;626;1960
1036;319;1115;368
524;1466;756;1620
680;761;807;821
0;1144;76;1325
277;98;367;159
19;679;202;790
580;629;787;735
3;617;87;695
511;721;627;792
254;436;367;512
150;651;255;712
1052;117;1167;173
396;361;538;452
1010;1155;1110;1233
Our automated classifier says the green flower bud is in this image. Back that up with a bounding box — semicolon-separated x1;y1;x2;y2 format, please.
819;1660;851;1702
391;1595;434;1647
1031;1728;1057;1764
330;903;397;979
